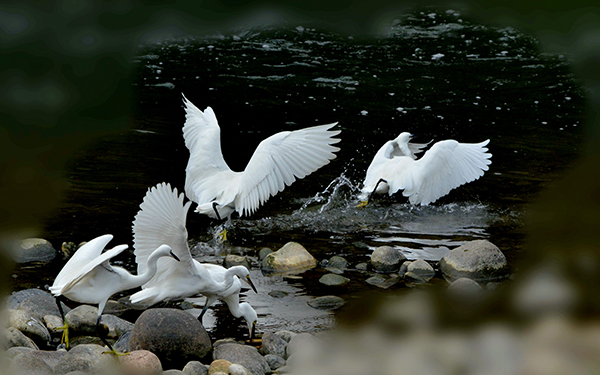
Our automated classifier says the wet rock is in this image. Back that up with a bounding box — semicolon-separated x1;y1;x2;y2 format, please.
120;350;163;375
4;327;39;349
53;344;115;374
261;242;317;274
404;259;436;283
274;330;297;343
103;299;130;317
439;240;509;282
101;314;134;339
114;330;132;353
129;308;211;369
164;370;185;375
183;360;209;375
5;346;36;359
223;255;251;269
213;343;270;375
447;277;483;298
371;246;406;273
318;273;350;286
398;262;409;278
43;314;63;332
260;331;287;358
228;363;251;375
355;262;369;271
15;349;68;369
268;290;288;298
258;248;273;261
209;359;232;374
264;354;286;370
65;305;98;335
8;352;54;375
13;238;56;263
18;291;63;321
366;274;400;289
307;295;345;310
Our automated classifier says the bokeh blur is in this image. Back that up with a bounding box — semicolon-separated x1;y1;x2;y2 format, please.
2;1;600;374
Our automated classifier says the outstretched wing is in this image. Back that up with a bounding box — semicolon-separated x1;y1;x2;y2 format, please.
133;182;194;281
51;234;113;291
236;123;341;216
182;94;233;204
387;139;491;205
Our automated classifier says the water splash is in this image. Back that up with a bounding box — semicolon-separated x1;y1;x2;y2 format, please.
297;173;362;214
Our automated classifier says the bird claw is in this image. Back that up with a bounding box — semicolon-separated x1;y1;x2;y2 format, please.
102;349;130;359
55;323;70;349
356;200;368;208
217;229;228;242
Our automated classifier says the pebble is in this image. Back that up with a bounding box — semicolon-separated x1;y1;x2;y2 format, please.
228;363;251;375
261;242;317;274
5;327;39;349
439;240;509;282
318;273;350;286
65;305;99;336
209;359;232;374
327;255;349;270
366;274;400;289
119;349;163;375
13;238;57;263
261;331;287;358
129;308;212;369
306;295;345;310
371;246;406;273
8;309;51;346
258;247;273;261
355;262;369;271
264;354;286;370
213;343;270;375
274;330;297;343
8;352;54;375
183;360;209;375
404;259;436;283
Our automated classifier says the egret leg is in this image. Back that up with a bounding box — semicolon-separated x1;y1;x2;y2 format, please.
55;296;70;349
357;178;387;207
96;316;128;358
212;202;228;242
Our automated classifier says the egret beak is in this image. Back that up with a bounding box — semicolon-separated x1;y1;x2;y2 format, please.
170;250;180;262
245;275;258;293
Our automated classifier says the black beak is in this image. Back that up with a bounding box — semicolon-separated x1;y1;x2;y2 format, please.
246;275;258;293
250;321;256;342
170;250;180;262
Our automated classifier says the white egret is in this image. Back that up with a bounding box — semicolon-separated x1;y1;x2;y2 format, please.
181;94;341;240
358;132;491;206
50;234;177;354
130;182;258;339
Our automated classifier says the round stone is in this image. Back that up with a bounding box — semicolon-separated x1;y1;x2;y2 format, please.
307;295;345;310
318;273;350;286
14;238;56;263
371;246;406;273
439;240;509;282
120;350;163;375
212;343;270;375
261;242;317;274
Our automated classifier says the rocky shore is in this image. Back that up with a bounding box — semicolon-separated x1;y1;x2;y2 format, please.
4;238;511;374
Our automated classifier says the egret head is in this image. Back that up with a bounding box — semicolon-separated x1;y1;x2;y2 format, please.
230;266;258;293
240;302;258;341
156;244;178;260
395;132;412;144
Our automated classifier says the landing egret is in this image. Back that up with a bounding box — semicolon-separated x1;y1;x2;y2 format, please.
130;182;258;339
182;94;341;240
358;132;491;206
50;234;177;354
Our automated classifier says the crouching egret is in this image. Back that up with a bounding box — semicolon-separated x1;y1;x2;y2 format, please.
50;234;177;355
358;132;491;206
182;94;341;241
130;182;258;340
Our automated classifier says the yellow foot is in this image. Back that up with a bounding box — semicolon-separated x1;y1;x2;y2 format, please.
55;323;70;349
217;228;228;242
102;349;130;359
356;200;368;208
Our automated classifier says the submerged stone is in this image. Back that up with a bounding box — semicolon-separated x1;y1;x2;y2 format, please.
307;295;346;310
318;273;350;286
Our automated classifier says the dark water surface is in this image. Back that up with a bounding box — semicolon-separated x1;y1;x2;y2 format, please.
14;9;585;339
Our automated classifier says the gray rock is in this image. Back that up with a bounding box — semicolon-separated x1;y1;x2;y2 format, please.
100;314;134;339
228;363;251;375
223;255;251;269
318;273;350;286
366;274;400;289
261;331;287;358
268;290;289;298
120;349;163;375
307;295;345;310
11;349;68;369
371;246;406;273
264;354;286;370
8;352;54;375
4;346;37;359
274;330;297;343
327;256;349;270
129;308;211;369
258;248;273;261
213;343;270;375
439;240;509;282
355;262;369;271
183;360;209;375
113;329;131;353
164;370;184;375
43;314;64;332
7;309;51;345
5;326;39;349
65;305;99;335
18;291;62;321
102;299;130;317
404;259;436;283
53;344;114;374
398;262;409;278
447;277;483;298
14;238;56;263
261;242;317;274
8;288;54;309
